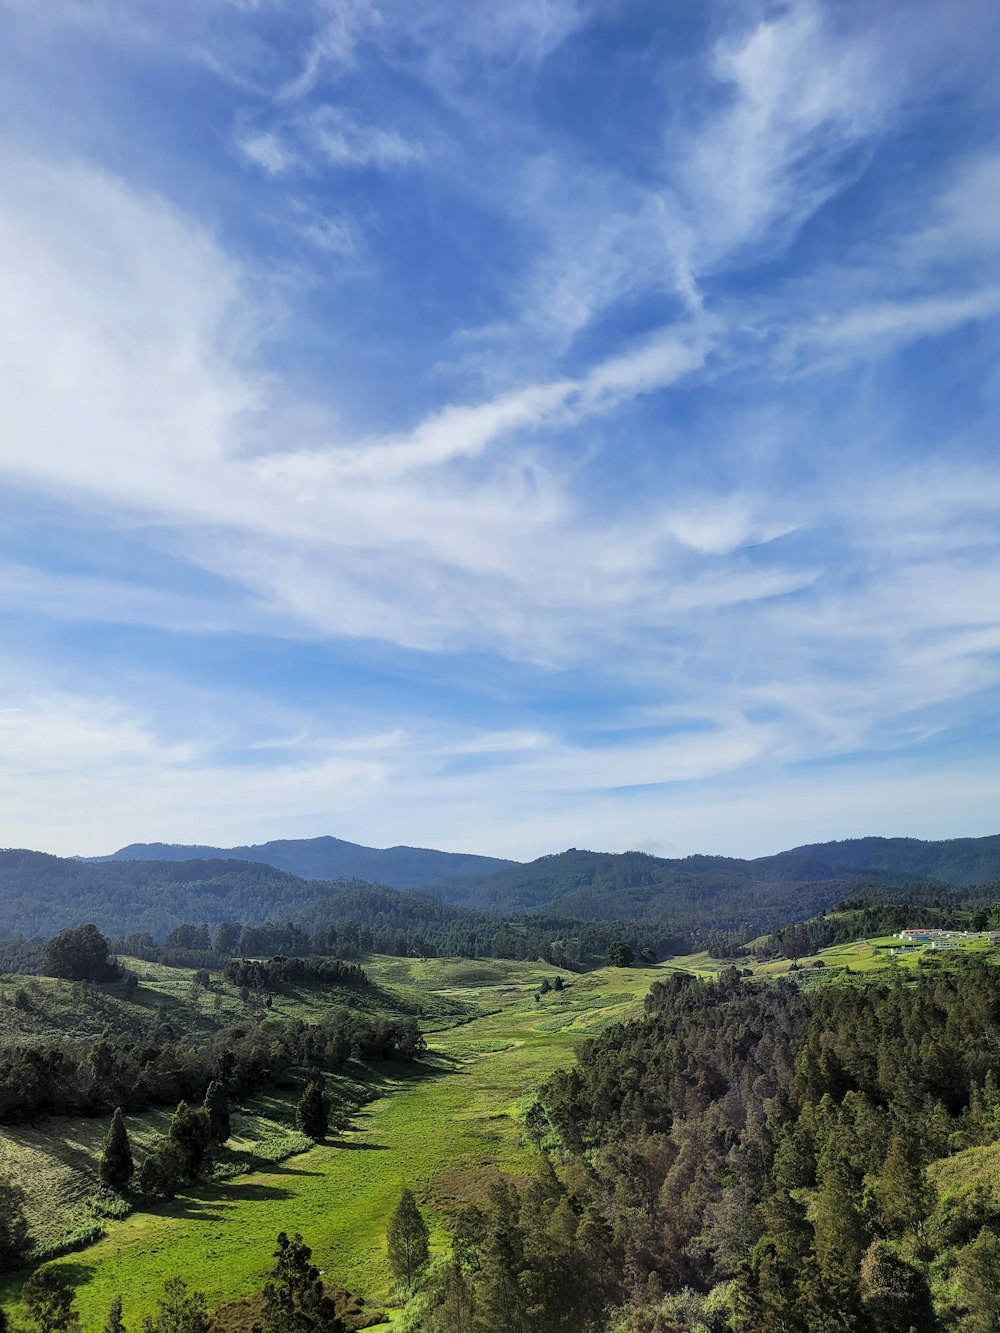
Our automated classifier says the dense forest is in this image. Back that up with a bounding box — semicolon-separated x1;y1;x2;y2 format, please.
0;851;680;965
7;842;997;958
483;964;1000;1330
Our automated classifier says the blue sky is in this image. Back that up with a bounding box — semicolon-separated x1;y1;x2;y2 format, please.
1;0;999;860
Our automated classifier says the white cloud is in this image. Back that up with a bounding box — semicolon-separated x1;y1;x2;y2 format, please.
307;106;424;169
238;130;297;174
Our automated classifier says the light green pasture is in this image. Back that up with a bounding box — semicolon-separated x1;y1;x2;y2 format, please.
1;959;658;1330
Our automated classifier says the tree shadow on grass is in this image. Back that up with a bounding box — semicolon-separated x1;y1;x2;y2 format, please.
47;1261;97;1289
256;1163;324;1178
218;1181;298;1204
326;1138;389;1151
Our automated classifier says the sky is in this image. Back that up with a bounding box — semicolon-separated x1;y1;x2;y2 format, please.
1;0;999;862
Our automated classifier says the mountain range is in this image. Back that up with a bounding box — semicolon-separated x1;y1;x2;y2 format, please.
0;831;998;944
90;835;514;890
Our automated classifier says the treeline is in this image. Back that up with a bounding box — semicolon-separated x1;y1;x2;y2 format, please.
109;916;677;972
508;963;1000;1329
759;892;1000;960
222;956;367;990
0;850;680;964
0;1004;424;1126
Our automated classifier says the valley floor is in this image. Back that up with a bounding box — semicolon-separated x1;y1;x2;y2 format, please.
0;956;661;1331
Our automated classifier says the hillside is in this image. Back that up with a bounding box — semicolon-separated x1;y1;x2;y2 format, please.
0;850;682;965
91;835;515;889
428;834;1000;927
0;951;661;1330
428;846;933;930
7;833;1000;948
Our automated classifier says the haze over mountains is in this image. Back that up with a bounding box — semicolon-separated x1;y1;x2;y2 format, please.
90;835;514;891
0;831;996;945
92;832;1000;897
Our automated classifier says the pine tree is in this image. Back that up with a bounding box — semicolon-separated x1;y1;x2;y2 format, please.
23;1266;80;1333
99;1108;134;1189
253;1232;343;1333
136;1137;184;1200
295;1080;328;1140
432;1255;475;1333
873;1131;932;1239
140;1277;214;1333
955;1227;1000;1332
103;1296;126;1333
859;1240;933;1332
203;1082;231;1144
167;1102;213;1181
387;1189;430;1293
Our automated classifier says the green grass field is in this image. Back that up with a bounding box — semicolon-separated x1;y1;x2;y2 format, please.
661;934;1000;984
0;956;659;1330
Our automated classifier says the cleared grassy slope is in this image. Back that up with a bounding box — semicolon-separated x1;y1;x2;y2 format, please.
0;956;659;1331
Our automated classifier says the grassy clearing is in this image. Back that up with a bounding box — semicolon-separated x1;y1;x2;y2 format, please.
661;936;1000;984
1;957;659;1331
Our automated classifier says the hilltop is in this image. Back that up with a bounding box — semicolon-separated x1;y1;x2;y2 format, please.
90;835;515;890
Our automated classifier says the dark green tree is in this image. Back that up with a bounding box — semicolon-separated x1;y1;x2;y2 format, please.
168;1102;213;1181
873;1132;932;1239
140;1277;214;1333
523;1100;549;1150
203;1081;231;1144
387;1189;430;1293
22;1266;80;1332
43;924;117;982
607;941;634;968
295;1080;328;1140
252;1232;343;1333
859;1241;933;1332
453;1204;487;1272
99;1108;134;1189
955;1227;1000;1331
136;1138;184;1200
0;1175;30;1271
102;1297;126;1333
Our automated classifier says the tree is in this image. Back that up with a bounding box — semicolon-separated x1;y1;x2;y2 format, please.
140;1277;214;1333
99;1108;134;1189
873;1132;932;1239
295;1080;328;1140
859;1241;933;1332
955;1227;1000;1331
103;1297;126;1333
203;1082;231;1144
0;1175;30;1271
168;1102;213;1181
253;1232;343;1333
23;1266;80;1333
43;924;117;982
523;1101;549;1150
387;1189;430;1293
607;941;634;968
136;1138;184;1200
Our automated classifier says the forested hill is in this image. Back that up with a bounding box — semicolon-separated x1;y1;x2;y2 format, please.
765;833;1000;886
0;849;478;943
429;834;1000;928
0;849;684;964
90;834;514;889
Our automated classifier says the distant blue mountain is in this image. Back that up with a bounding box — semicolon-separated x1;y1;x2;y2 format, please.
91;834;516;890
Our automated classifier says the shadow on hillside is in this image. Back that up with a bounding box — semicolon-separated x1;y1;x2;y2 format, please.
176;1181;297;1215
327;1138;389;1151
42;1260;96;1289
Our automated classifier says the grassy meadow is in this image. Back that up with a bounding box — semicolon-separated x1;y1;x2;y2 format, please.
0;954;660;1330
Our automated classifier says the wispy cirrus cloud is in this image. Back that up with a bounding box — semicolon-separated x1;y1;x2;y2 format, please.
1;0;999;857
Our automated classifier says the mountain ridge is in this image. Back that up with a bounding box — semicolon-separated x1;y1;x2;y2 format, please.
88;833;516;890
